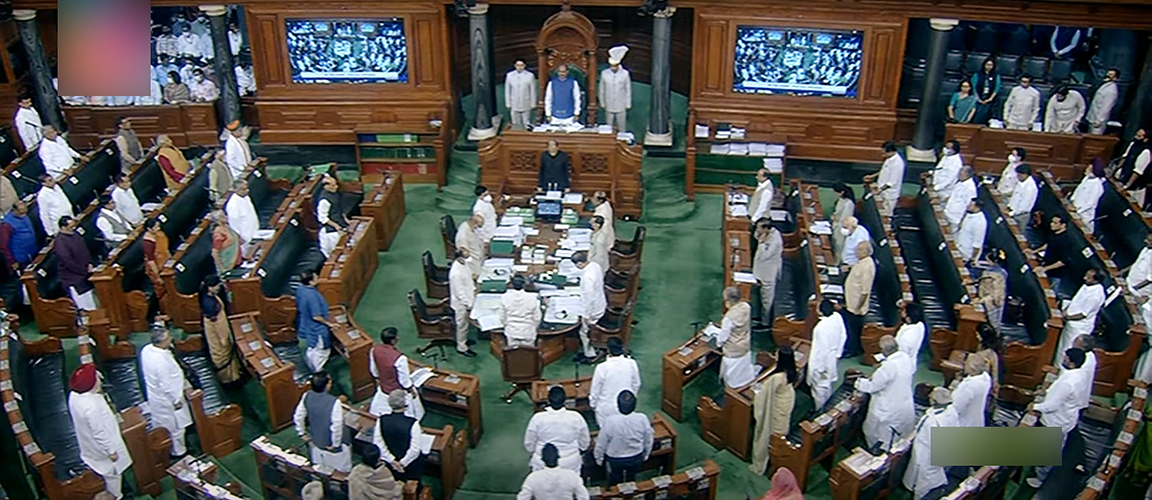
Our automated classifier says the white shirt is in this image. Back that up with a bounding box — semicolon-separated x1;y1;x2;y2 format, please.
1075;352;1098;410
855;351;916;447
932;153;963;201
841;226;871;266
594;413;652;464
517;467;589;500
808;313;847;387
14;106;42;150
877;154;905;208
235;66;256;96
956;211;988;262
598;67;632;113
1035;367;1082;435
293;392;344;449
895;322;925;369
1070;176;1104;225
140;344;193;432
588;226;612;275
500;289;542;344
1135;150;1152;182
36;185;73;236
1007;176;1039;217
449;260;475;310
1045;91;1087;134
524;407;590;472
111;186;143;225
372;414;423;467
135;79;163;106
580;262;607;321
1086;81;1118;128
224;134;253;179
455;222;484;267
176;32;201;57
951;372;991;428
903;405;960;500
96;208;131;243
228;30;242;56
188;78;219;102
544;78;582;119
39;136;81;178
225;194;259;244
504;69;538;112
589;355;641;422
1003;85;1041;128
1128;247;1152;297
472;197;497;242
997;162;1021;197
594;201;616;244
68;391;133;477
1064;283;1105;337
750;179;774;222
944;178;977;228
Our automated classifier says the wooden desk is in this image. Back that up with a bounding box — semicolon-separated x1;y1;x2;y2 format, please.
360;173;407;251
768;381;869;490
586;460;720;500
1074;381;1147;500
317;217;380;312
945;124;1118;180
230;312;308;432
171;335;245;459
531;376;593;414
829;444;912;500
168;455;249;499
408;359;484;448
478;131;643;219
723;228;753;302
63;103;220;149
584;414;678;482
661;334;721;421
342;407;468;500
329;306;375;402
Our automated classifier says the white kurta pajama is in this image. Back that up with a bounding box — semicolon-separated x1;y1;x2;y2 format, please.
504;69;537;129
717;302;756;389
317;197;342;258
225;194;259;246
1085;81;1118;135
895;322;926;371
455;222;484;277
951;371;992;428
14;106;42;151
997;160;1022;198
141;344;193;456
1007;176;1039;228
1129;247;1152;298
36;185;73;236
855;351;916;449
293;393;352;473
588;226;612;274
523;407;590;472
599;67;632;132
876;154;906;215
39;137;81;178
449;260;475;352
500;289;542;347
1044;91;1087;133
1003;85;1041;130
902;406;961;500
944;178;977;231
471;198;497;243
69;391;133;499
956;211;988;262
224;134;253;179
808;313;848;408
932;153;963;202
589;354;641;426
579;262;606;358
1055;283;1105;364
1070;176;1104;233
367;353;425;420
594;201;616;244
112;186;143;225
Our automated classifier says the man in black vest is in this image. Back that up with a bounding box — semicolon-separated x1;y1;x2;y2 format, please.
373;389;426;481
293;372;352;473
317;175;349;258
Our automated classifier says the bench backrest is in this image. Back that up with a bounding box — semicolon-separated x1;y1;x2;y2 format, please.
62;141;119;211
857;191;901;327
258;213;308;298
1095;182;1146;269
173;225;215;296
915;187;970;328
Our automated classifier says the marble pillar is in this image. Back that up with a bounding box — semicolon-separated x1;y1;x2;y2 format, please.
645;7;675;147
467;4;497;141
202;5;242;125
14;9;64;133
908;18;958;163
1128;35;1152;142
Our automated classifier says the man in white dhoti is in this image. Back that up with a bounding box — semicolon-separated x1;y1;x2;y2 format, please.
1044;86;1086;134
517;444;589;500
589;337;641;425
505;59;537;129
902;388;960;500
1025;347;1087;488
599;46;632;132
455;214;485;278
1070;162;1106;233
111;176;143;226
14;95;42;151
956;198;988;264
588;215;611;274
225;179;259;249
39;125;81;178
471;186;497;243
748;168;774;223
316;176;348;258
500;275;542;348
864;141;905;215
544;65;582;125
141;327;193;456
895;303;926;371
715;287;757;388
1003;75;1041;130
448;251;478;357
1055;269;1105;364
36;174;73;236
592;191;615;244
1007;164;1039;231
944;167;978;231
574;251;606;361
1085;69;1119;135
224;120;253;179
368;327;424;420
997;148;1026;198
809;299;847;408
855;335;916;449
753;220;783;328
932;140;963;202
294;372;352;473
951;354;992;428
524;386;590;472
68;364;133;499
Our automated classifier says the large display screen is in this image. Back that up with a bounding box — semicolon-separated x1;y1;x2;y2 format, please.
733;26;863;97
286;19;408;84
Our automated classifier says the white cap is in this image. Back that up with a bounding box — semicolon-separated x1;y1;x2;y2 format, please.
608;45;629;66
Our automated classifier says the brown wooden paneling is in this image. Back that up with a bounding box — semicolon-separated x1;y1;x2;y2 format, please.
946;123;1120;179
414;15;440;87
698;20;728;96
62;103;220;149
257;17;285;87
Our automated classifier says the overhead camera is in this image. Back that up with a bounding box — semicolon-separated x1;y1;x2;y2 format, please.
638;0;669;16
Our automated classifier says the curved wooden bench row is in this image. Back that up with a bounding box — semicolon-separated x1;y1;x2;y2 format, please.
359;172;406;251
228;311;309;432
168;455;251;499
586;459;719;500
1074;380;1148;500
767;371;868;491
858;181;914;365
772;182;835;348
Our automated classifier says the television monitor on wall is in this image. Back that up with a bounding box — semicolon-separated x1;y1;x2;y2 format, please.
733;26;863;97
286;19;408;84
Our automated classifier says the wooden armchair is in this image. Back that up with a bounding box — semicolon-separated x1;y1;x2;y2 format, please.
610;225;645;270
422;250;450;300
441;215;457;260
589;301;634;348
408;289;456;356
501;345;543;403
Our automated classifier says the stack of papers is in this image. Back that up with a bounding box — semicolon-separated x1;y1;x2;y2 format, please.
694;124;710;138
411;367;436;387
728;204;749;217
616;132;635;143
710;143;730;155
558;259;581;277
730;127;746;140
764;158;784;173
499;215;524;227
596;124;614;134
728;192;749;204
809;221;833;235
733;272;757;284
728;143;749;156
702;323;722;339
563;193;584;205
492;225;524;246
545;296;584;323
766;144;786;157
747;143;768;156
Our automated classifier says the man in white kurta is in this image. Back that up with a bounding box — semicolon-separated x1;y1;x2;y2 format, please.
471;186;497;243
956;198;988;263
1007;165;1039;230
524;386;590;472
997;149;1025;198
588;216;612;274
944;167;978;231
902;388;961;500
14;96;42;151
599;46;632;132
455;214;485;278
1127;234;1152;298
449;252;477;357
855;336;916;449
865;142;905;215
500;275;542;347
111;177;143;226
294;372;352;473
1135;301;1152;383
809;299;847;408
36;175;74;236
1085;69;1119;135
225;180;259;248
895;303;926;372
716;287;757;388
576;252;606;360
1056;270;1105;364
839;217;871;266
748;168;774;223
505;60;538;129
141;328;193;456
1003;76;1041;130
68;364;132;499
932;141;963;202
39;126;81;178
1070;335;1098;411
1070;164;1105;233
224;121;253;179
589;337;641;425
517;444;589;500
1044;88;1087;134
592;191;616;244
176;25;201;59
951;355;992;428
1027;348;1086;487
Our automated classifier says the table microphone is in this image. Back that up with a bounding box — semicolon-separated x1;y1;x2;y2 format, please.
574;359;580;387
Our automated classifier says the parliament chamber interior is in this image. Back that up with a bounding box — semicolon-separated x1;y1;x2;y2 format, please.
0;0;1151;500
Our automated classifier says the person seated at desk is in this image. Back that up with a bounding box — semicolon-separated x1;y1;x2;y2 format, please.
374;389;428;482
854;335;916;451
517;444;589;500
538;140;571;193
590;337;642;426
902;387;959;500
524;386;590;473
499;275;542;348
594;390;653;484
369;327;425;420
225;179;258;250
163;72;191;104
188;68;219;103
96;195;132;244
294;372;352;473
714;286;757;389
55;216;98;311
544;64;581;125
36;174;73;236
749;345;799;476
1044;86;1086;134
348;445;402;500
111;175;143;226
39;125;81;178
809;298;847;408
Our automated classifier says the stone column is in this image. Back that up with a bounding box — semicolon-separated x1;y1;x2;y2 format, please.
1125;34;1152;141
201;5;242;125
644;7;675;147
466;4;496;141
14;9;63;132
908;18;958;163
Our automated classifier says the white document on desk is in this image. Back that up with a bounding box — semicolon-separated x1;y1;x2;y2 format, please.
477;315;503;332
728;204;749;217
545;296;584;323
702;323;722;339
411;367;435;388
419;433;435;454
563;193;584;205
733;272;757;284
820;284;845;295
